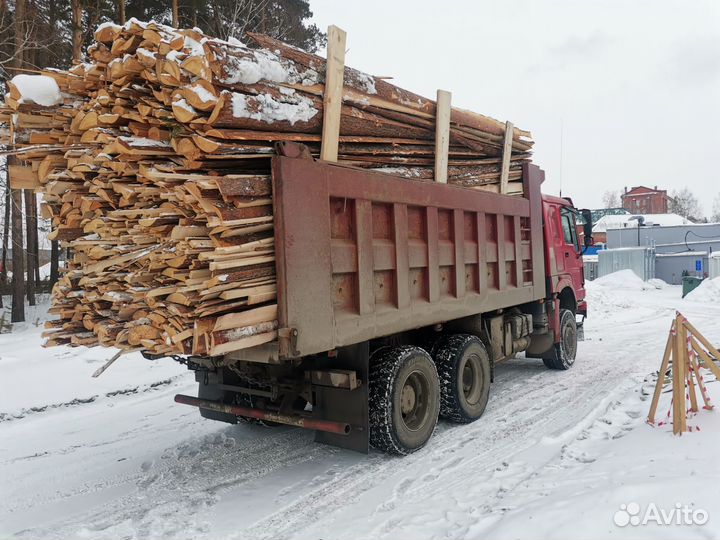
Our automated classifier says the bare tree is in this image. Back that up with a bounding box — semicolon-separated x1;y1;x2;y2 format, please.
669;188;703;222
220;0;270;41
23;189;35;304
711;193;720;223
0;172;8;308
71;0;82;62
601;190;619;209
171;0;178;27
10;0;26;322
118;0;125;25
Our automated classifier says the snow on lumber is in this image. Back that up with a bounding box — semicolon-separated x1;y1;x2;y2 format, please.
0;18;534;359
7;74;62;106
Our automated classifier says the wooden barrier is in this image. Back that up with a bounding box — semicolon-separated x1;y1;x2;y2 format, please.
648;311;720;434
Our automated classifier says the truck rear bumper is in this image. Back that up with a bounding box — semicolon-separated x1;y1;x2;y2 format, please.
175;394;351;435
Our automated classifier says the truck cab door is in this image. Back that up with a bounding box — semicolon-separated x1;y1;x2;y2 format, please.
547;204;565;273
559;206;585;294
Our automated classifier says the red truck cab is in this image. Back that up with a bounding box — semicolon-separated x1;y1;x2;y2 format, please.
520;195;590;369
542;194;588;319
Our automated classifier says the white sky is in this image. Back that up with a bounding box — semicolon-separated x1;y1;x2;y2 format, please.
310;0;720;215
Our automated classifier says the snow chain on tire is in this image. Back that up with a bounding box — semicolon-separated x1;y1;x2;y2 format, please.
433;334;491;423
369;346;440;455
543;309;577;370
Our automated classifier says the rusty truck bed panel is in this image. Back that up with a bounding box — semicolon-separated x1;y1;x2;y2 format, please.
272;157;546;359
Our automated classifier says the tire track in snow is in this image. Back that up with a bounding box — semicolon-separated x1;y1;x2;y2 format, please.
241;357;637;540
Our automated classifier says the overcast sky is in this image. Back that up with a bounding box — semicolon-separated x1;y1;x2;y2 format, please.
310;1;720;216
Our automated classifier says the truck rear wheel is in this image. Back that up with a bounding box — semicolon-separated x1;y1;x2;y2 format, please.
369;346;440;455
543;309;577;370
433;334;491;423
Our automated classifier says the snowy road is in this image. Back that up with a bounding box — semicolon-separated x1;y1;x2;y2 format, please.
2;274;720;539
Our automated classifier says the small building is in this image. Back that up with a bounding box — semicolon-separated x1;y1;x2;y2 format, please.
605;221;720;284
621;185;670;214
592;213;689;244
655;252;707;285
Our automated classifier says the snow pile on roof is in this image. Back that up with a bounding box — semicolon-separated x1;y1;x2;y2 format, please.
685;277;720;303
10;74;62;106
593;213;690;233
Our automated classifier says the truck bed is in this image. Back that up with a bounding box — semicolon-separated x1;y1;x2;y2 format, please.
230;154;547;362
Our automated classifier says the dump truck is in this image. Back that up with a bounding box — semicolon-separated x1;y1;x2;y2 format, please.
173;142;591;455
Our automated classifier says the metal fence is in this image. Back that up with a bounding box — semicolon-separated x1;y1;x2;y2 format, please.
583;257;599;281
710;253;720;280
598;247;655;281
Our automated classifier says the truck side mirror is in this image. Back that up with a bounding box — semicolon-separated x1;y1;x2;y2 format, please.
581;209;593;247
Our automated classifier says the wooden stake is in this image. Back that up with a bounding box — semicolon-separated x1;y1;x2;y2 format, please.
686;354;699;413
500;121;514;194
672;312;684;434
677;318;688;433
92;348;140;378
689;353;713;410
320;25;346;162
434;89;451;183
647;326;673;424
683;319;720;363
691;337;720;382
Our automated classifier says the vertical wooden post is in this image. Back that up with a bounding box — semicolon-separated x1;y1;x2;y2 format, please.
172;0;179;27
673;312;687;434
434;90;451;183
647;326;673;424
500;121;514;194
686;352;699;413
320;25;346;163
118;0;126;25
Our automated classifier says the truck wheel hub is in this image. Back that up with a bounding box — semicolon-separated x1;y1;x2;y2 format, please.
400;371;429;430
461;354;483;405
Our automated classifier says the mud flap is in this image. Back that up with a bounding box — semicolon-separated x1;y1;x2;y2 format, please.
313;342;369;453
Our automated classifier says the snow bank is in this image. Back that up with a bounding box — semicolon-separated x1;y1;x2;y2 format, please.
592;269;658;290
685;276;720;303
10;74;62;106
0;307;188;418
585;270;666;315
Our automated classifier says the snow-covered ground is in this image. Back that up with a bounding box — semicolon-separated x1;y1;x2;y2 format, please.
2;272;720;539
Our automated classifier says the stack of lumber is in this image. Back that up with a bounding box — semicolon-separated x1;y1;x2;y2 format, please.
0;18;533;357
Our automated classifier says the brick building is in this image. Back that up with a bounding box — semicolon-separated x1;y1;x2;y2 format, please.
621;186;670;214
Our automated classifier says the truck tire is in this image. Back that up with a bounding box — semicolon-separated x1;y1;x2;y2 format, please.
433;334;491;423
369;346;440;455
543;309;577;370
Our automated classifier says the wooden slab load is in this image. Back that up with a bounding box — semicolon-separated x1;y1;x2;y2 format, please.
0;18;533;358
